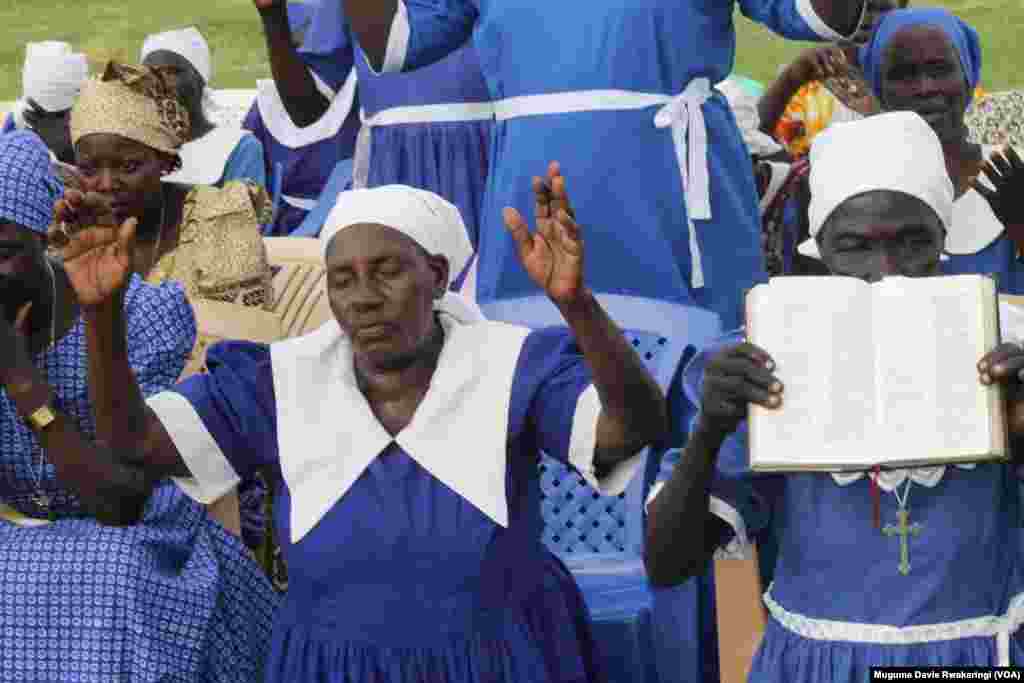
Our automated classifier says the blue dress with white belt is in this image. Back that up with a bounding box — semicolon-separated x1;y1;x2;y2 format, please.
299;0;491;251
148;318;643;682
372;0;853;329
650;321;1024;681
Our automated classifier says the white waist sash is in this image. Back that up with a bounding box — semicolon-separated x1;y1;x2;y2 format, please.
492;80;714;289
353;101;496;189
764;586;1024;666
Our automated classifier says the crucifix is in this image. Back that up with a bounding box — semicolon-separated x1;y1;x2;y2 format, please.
882;508;923;576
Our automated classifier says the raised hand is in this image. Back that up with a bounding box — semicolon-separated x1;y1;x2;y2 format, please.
786;46;846;87
50;190;137;308
503;161;585;305
973;146;1024;232
699;342;783;439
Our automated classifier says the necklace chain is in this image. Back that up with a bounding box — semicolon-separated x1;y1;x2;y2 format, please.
892;475;914;511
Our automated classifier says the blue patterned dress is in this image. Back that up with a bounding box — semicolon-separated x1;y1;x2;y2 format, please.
0;276;278;681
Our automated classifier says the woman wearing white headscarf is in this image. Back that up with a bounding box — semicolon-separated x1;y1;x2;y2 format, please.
141;27;267;190
647;112;1024;680
22;175;668;682
2;41;89;164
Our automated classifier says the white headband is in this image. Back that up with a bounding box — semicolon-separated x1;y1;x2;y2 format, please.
141;27;212;84
321;185;474;289
22;42;88;113
799;111;954;258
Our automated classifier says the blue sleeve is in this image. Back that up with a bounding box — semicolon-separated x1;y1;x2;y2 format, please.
400;0;479;72
512;327;593;463
169;341;279;478
122;277;196;396
652;331;780;555
299;0;356;92
738;0;856;42
291;159;353;237
221;134;267;189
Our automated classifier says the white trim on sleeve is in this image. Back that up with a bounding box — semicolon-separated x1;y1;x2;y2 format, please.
147;392;241;504
568;384;643;496
710;495;752;560
796;0;866;42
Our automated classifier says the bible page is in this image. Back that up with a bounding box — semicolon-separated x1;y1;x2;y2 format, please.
872;275;1003;466
747;277;877;470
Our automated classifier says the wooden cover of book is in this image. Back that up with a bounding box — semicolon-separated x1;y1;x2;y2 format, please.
745;275;1006;472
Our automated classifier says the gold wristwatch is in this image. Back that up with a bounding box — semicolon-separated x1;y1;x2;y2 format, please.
24;403;56;432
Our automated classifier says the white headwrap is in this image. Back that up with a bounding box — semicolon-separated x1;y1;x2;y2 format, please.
798;111;954;258
716;77;782;158
141;27;212;84
321;184;476;296
265;185;531;541
16;41;88;122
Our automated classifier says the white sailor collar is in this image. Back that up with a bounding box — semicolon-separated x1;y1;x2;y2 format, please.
270;309;531;542
162;127;249;186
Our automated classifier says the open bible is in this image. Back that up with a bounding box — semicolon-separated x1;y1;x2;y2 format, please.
745;275;1007;472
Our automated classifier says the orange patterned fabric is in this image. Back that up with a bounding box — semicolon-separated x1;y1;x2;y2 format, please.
774;79;986;157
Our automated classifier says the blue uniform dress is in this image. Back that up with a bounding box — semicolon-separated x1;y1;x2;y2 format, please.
0;277;277;681
149;323;626;683
373;0;853;329
652;328;1024;681
243;32;361;236
352;43;491;250
299;1;491;250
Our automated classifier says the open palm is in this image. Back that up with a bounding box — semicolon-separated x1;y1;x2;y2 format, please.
51;194;137;307
504;162;585;305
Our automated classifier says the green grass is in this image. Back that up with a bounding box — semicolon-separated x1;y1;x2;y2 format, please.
0;0;1019;102
735;0;1021;91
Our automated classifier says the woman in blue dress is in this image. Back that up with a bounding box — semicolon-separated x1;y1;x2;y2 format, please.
141;27;268;189
854;8;1024;294
245;0;362;235
22;172;668;681
0;131;276;680
646;112;1024;681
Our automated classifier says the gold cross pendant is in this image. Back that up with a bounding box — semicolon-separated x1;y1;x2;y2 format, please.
882;508;923;576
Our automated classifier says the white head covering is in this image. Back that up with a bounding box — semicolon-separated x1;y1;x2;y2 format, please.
321;185;476;293
19;41;89;115
141;27;212;84
716;77;782;158
798;111;954;258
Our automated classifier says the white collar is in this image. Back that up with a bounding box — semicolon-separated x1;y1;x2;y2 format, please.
162;127;248;186
945;145;1004;256
255;66;357;150
270;295;531;542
